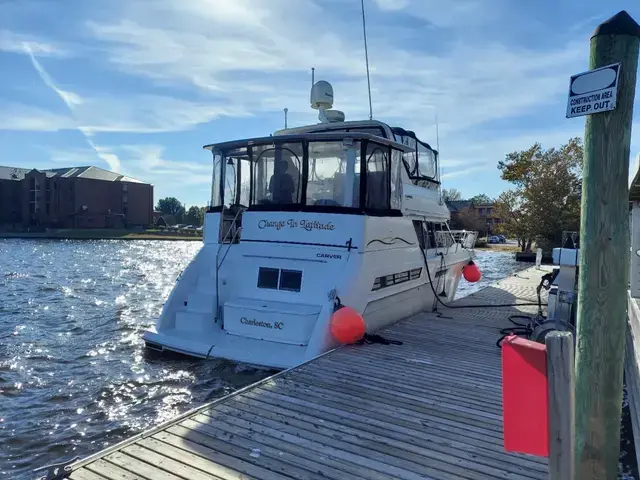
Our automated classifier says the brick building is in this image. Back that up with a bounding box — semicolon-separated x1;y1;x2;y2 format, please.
0;165;153;229
446;200;502;235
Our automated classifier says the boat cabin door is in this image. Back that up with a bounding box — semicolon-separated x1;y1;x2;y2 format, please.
212;149;250;244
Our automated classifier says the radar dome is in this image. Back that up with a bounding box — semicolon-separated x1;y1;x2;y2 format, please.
325;110;345;122
310;80;334;110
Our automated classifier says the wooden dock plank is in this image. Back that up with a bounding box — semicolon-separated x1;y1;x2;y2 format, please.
70;266;551;480
84;458;145;480
68;469;109;480
228;394;548;473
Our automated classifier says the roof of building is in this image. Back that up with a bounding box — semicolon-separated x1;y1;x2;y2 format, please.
0;165;146;184
445;200;471;212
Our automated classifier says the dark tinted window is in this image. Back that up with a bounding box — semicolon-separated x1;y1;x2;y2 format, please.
279;270;302;292
257;267;279;289
365;143;390;210
413;220;425;249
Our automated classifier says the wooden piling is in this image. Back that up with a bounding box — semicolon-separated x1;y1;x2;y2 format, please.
546;331;575;480
574;10;640;479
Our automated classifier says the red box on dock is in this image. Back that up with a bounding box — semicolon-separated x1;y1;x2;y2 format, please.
502;335;549;457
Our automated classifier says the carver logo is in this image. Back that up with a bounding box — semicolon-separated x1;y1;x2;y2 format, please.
316;253;342;260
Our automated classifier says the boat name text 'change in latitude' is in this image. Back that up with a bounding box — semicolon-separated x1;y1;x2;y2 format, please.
258;219;336;231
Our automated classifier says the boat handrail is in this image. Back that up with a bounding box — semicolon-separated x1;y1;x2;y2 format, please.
214;207;244;322
448;230;478;250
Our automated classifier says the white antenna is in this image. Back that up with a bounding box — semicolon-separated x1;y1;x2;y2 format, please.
435;111;443;204
360;0;373;120
435;111;440;154
284;108;288;128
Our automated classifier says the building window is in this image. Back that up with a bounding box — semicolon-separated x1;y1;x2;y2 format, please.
478;208;485;216
123;194;128;203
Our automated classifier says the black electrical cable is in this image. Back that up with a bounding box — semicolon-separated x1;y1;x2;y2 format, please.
420;248;544;310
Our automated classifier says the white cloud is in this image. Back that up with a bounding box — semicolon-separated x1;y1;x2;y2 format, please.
24;44;121;172
105;144;213;188
0;30;65;56
6;0;635;203
0;105;75;131
81;0;587;142
373;0;409;11
441;164;492;180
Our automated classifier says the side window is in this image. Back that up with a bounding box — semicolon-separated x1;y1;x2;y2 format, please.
365;142;390;210
413;220;425;250
417;142;437;179
425;222;436;249
390;149;403;210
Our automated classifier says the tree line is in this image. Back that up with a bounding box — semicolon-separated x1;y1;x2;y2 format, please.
155;197;206;226
442;138;583;252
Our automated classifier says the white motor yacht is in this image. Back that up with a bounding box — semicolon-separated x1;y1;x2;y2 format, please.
143;81;477;369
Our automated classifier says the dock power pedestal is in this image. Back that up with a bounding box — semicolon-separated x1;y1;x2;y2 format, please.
547;247;579;330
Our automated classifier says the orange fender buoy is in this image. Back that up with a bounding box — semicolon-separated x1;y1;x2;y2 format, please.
330;306;365;344
463;260;482;283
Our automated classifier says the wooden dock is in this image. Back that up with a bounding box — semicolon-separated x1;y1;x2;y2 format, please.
66;268;549;480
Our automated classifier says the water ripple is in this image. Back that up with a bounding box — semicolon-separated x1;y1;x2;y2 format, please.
0;239;271;479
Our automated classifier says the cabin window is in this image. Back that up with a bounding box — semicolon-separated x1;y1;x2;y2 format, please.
211;150;223;208
257;267;279;289
253;143;303;206
223;153;251;208
413;220;425;250
364;142;390;210
257;267;302;292
425;222;437;249
417;142;437;179
390;149;403;209
306;140;360;208
279;270;303;292
372;267;422;291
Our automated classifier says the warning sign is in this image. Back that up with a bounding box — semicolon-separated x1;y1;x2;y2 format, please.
566;63;621;118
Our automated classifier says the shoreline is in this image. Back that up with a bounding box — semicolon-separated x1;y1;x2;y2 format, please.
0;231;202;241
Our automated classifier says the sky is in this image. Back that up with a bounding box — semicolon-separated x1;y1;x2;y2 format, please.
1;0;640;207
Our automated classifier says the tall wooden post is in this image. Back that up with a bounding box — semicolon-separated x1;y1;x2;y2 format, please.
574;11;640;479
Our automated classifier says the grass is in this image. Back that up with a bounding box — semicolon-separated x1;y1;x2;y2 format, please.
0;229;203;241
476;243;521;252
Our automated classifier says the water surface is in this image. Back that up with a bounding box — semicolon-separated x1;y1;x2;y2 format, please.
0;240;635;479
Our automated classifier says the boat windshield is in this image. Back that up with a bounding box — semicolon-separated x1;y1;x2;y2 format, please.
209;135;404;214
391;127;438;182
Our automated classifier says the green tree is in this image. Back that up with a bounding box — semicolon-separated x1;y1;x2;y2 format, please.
442;188;462;202
184;205;205;226
470;193;493;204
156;197;185;223
496;138;583;252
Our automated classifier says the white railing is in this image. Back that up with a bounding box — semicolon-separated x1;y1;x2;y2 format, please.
444;230;478;251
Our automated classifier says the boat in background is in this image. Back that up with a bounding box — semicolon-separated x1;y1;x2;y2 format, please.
143;81;477;369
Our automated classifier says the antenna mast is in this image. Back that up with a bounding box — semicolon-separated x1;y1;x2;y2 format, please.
435;111;443;204
360;0;373;120
284;108;288;128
